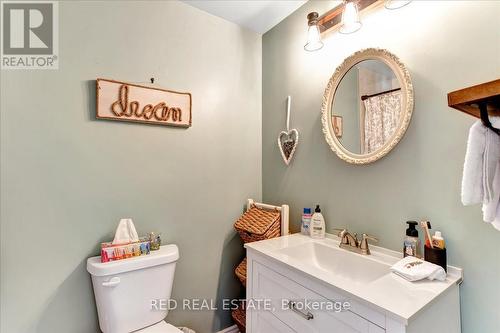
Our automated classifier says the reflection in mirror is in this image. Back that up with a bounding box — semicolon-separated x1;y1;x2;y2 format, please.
332;60;402;154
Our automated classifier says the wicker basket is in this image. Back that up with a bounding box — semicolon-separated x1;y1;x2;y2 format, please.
234;205;281;243
235;257;247;287
231;301;246;333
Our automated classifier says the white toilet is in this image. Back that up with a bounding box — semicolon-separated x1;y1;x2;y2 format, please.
87;244;183;333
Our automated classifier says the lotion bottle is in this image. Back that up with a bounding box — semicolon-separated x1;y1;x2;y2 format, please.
310;205;326;239
301;208;312;235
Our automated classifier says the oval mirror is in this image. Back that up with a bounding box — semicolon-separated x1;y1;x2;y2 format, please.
321;48;414;164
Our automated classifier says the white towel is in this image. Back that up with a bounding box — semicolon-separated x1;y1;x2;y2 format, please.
462;121;486;205
492;204;500;231
391;256;446;282
484;119;500;201
462;118;500;229
482;151;500;222
482;118;500;222
112;218;139;244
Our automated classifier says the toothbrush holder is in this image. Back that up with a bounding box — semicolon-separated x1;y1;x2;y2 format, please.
424;244;447;272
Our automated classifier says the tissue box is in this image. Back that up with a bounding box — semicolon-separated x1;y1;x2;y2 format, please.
100;237;150;263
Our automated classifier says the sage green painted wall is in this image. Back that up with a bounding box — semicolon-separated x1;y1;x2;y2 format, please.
0;1;261;332
262;1;500;332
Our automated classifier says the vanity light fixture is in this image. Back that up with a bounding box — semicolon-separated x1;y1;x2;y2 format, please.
304;12;323;52
339;1;362;34
384;0;412;10
305;0;411;52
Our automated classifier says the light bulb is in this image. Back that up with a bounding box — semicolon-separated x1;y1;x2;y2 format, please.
304;12;323;52
304;25;323;51
339;1;362;34
385;0;412;10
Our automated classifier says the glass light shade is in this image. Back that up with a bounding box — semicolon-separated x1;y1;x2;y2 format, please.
304;25;323;52
339;2;362;34
384;0;412;10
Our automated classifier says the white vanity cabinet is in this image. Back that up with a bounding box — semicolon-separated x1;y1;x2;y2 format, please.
245;234;462;333
249;260;384;333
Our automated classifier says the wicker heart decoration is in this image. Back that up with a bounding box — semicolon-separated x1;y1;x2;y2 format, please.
278;129;299;165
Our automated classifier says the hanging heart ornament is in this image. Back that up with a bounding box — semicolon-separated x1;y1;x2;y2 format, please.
278;96;299;165
278;129;299;165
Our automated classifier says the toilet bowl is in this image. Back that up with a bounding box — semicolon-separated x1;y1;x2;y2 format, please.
87;245;182;333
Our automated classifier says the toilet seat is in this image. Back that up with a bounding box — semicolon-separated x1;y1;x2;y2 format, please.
136;320;182;333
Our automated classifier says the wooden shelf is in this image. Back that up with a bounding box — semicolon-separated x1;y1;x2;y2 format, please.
447;79;500;118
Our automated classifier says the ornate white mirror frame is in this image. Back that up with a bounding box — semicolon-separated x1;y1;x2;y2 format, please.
321;48;414;164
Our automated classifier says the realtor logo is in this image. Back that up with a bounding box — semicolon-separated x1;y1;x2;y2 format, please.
1;1;58;69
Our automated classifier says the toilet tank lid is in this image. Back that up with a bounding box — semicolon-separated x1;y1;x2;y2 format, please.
87;244;179;277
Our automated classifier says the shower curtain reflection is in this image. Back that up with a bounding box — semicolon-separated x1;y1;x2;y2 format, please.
362;90;402;153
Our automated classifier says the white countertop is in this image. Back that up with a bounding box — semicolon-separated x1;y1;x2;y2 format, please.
245;233;463;323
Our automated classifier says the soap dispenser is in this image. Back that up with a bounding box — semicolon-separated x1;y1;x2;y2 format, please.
310;205;326;239
403;221;420;258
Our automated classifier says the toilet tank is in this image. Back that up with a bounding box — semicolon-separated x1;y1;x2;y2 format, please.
87;245;179;333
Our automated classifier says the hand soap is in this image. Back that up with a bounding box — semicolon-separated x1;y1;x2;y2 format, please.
310;205;325;239
403;221;420;258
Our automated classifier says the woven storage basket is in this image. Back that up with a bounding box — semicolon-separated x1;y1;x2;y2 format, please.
234;205;281;243
235;257;247;287
231;301;246;333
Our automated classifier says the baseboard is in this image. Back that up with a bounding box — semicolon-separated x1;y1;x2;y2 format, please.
216;324;239;333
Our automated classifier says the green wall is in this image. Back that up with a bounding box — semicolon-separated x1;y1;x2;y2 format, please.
262;1;500;332
0;1;261;332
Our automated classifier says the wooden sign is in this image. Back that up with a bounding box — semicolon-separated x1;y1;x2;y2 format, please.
96;78;192;128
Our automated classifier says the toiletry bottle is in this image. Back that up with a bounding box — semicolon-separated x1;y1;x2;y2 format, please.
431;231;445;249
310;205;326;239
403;221;420;258
301;208;312;235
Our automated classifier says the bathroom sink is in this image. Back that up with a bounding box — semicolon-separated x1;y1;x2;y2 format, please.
246;234;464;330
276;242;389;284
245;233;463;327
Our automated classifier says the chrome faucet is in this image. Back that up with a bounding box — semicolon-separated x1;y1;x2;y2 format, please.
333;228;378;255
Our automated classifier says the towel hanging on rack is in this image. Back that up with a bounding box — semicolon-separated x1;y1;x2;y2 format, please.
462;117;500;231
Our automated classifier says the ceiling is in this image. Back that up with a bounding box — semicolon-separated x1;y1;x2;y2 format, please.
182;0;308;34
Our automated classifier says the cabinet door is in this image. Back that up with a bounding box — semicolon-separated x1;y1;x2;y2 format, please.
250;308;383;333
277;300;384;333
310;310;385;333
252;310;297;333
251;261;385;333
